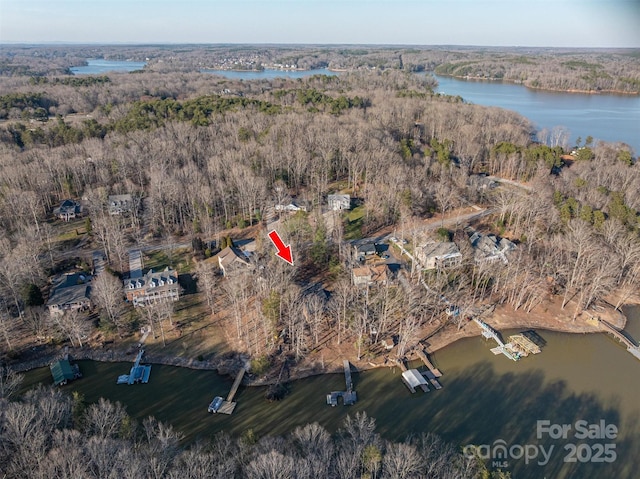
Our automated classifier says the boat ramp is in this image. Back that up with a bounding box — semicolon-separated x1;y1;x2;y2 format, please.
326;360;357;406
117;349;151;385
208;367;246;415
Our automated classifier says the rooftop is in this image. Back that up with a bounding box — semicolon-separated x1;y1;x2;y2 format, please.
50;359;79;386
218;246;250;269
125;267;178;290
419;241;461;259
47;277;91;307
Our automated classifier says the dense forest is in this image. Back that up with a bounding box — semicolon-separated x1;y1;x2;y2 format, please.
2;44;639;93
0;47;638;478
0;374;497;479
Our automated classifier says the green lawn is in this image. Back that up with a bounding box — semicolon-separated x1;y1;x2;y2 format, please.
144;247;193;274
343;206;365;240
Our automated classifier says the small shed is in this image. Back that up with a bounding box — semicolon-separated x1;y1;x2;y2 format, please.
50;359;81;386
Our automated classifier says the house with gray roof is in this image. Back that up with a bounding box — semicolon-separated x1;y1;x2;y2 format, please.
466;228;516;264
124;267;180;307
218;246;252;277
55;199;81;221
108;194;135;215
275;196;308;213
328;194;351;211
416;241;462;270
47;273;92;315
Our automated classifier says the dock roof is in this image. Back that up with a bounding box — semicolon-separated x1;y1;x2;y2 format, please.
401;369;428;389
50;359;75;386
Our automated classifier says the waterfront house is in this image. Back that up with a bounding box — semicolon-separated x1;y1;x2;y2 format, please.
218;246;252;277
328;194;351;211
124;267;180;306
415;241;462;270
352;264;389;286
466;227;515;264
275;197;307;213
47;273;91;315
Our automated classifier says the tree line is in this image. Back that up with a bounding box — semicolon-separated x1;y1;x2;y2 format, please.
0;377;499;479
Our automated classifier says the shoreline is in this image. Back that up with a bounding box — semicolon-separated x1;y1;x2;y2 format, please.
435;73;640;96
9;300;635;386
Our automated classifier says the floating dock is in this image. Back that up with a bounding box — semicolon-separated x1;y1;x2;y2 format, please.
208;367;246;415
117;349;151;385
507;333;542;356
473;318;520;361
326;360;357;406
422;370;442;390
50;358;82;386
396;358;434;393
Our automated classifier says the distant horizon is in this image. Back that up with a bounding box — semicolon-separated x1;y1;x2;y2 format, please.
1;0;639;48
2;42;640;51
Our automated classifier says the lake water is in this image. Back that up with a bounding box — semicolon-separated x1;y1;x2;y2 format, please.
71;59;146;75
69;61;639;153
21;305;640;478
434;75;640;153
200;68;337;80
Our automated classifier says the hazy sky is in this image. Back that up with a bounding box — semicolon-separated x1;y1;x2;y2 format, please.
1;0;639;47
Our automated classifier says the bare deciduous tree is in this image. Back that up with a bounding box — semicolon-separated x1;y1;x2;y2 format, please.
92;271;125;334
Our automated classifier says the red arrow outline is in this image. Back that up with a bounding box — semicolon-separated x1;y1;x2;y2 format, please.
268;230;294;266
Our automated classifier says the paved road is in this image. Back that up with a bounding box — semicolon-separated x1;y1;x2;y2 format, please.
486;175;534;192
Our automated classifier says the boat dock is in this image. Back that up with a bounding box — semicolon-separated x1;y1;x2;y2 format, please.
396;358;434;393
326;360;357;406
117;349;151;385
401;368;430;393
423;370;442;390
507;333;542;357
473;317;520;361
600;319;640;360
209;367;246;415
415;348;442;377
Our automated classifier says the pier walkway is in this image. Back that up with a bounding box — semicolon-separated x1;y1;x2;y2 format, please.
472;318;520;361
415;348;443;389
326;360;357;406
415;348;442;377
600;319;640;360
117;349;151;385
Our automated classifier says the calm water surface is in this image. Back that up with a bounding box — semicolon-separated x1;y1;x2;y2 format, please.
434;75;640;153
71;59;146;75
22;305;640;478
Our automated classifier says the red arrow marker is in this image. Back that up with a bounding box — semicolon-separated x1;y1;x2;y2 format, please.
268;230;294;266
